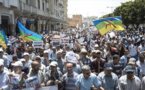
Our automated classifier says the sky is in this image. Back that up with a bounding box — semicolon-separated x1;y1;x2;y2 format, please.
68;0;134;18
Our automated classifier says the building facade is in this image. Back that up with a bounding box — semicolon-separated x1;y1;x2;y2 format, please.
68;15;82;28
0;0;68;36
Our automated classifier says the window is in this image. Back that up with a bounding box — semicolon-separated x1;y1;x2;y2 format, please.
43;3;45;11
26;0;29;4
38;0;40;9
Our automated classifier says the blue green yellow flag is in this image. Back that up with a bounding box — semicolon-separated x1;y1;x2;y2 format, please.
17;21;42;41
93;16;124;35
0;30;8;49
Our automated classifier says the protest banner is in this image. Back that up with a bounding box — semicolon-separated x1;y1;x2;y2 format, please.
16;85;58;90
65;52;78;63
32;41;43;48
90;40;95;49
60;38;69;45
77;37;84;44
10;38;18;43
52;39;60;46
9;74;19;84
25;76;39;89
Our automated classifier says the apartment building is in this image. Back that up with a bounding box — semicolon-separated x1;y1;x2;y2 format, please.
0;0;68;35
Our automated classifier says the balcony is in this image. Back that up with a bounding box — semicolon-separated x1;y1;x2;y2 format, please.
9;0;19;8
30;6;37;14
20;2;30;12
58;0;63;7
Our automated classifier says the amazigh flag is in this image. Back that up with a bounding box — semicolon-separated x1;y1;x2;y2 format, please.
0;30;9;49
17;21;42;41
93;16;124;35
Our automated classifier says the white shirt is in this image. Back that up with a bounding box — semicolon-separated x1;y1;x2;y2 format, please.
24;60;32;68
119;75;141;90
138;45;145;52
0;70;9;90
136;60;145;75
128;44;137;56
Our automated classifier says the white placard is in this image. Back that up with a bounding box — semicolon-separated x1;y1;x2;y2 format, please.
25;76;39;89
90;40;95;49
15;85;58;90
109;32;116;38
32;41;43;48
10;38;18;43
65;52;78;63
52;39;60;43
77;37;84;44
9;74;19;84
60;38;69;45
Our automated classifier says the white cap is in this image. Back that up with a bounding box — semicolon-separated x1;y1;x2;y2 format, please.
20;58;25;62
12;61;23;67
23;52;29;56
43;50;48;53
50;61;58;66
0;48;3;52
0;59;4;66
95;44;99;47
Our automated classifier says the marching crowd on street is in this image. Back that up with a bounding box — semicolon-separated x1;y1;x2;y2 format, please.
0;27;145;90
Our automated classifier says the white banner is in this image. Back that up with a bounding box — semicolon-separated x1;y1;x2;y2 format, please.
25;76;39;89
15;85;58;90
90;40;95;49
65;52;78;63
78;37;84;44
32;41;43;48
60;38;69;45
10;38;18;43
52;39;60;43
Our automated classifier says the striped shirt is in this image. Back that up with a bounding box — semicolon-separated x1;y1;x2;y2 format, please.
119;75;141;90
61;72;78;90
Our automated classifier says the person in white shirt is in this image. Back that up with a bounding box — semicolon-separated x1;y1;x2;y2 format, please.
119;65;141;90
127;39;138;60
136;54;145;76
23;52;32;69
0;60;9;90
138;41;145;53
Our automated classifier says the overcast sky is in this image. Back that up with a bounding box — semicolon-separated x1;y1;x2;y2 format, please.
68;0;134;18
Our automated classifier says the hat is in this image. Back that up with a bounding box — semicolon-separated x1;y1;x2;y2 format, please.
96;50;101;53
94;44;99;47
52;46;56;49
140;35;143;37
20;58;25;62
0;48;3;52
12;61;23;67
0;59;4;66
21;67;29;74
23;52;29;56
138;54;144;58
104;63;112;70
50;61;58;66
43;50;48;53
125;65;134;73
128;58;136;64
35;56;41;60
80;49;88;54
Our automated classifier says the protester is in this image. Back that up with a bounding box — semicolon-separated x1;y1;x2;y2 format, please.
75;65;101;90
98;62;119;90
91;50;106;75
61;63;78;90
119;65;141;90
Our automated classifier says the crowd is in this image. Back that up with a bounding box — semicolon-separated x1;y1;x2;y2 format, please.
0;27;145;90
